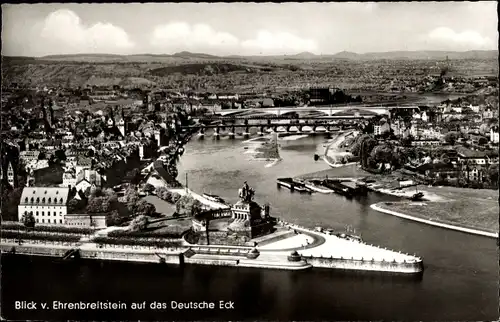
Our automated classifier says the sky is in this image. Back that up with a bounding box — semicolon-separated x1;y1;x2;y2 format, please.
1;2;498;57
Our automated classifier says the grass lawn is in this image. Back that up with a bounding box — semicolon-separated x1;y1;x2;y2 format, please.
379;196;499;234
145;216;193;235
142;195;176;215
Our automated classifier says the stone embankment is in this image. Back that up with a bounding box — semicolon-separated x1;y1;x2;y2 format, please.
277;221;424;274
1;221;424;274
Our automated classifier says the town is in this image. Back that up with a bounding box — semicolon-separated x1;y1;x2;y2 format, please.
1;2;499;322
1;65;498;232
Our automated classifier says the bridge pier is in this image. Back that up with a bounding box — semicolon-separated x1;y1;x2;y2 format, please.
229;126;235;139
258;126;264;136
214;127;220;140
198;128;205;139
243;126;250;138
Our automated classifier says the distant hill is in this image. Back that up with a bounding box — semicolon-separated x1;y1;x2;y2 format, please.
4;49;496;63
172;51;221;59
330;51;361;60
2;49;497;88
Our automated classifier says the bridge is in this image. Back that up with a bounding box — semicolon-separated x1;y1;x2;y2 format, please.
184;118;359;138
214;105;420;117
199;115;373;121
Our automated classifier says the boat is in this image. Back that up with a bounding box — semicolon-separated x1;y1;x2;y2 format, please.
277;178;312;193
304;180;334;193
202;193;228;204
408;192;425;201
340;181;368;196
320;179;353;198
336;225;363;242
336;232;363;242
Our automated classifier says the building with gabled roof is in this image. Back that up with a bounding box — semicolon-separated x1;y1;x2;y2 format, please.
18;187;70;225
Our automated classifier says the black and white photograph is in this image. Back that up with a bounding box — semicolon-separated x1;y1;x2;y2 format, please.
1;2;498;321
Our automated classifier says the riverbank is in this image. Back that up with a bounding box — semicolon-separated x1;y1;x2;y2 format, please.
323;131;355;166
371;202;498;238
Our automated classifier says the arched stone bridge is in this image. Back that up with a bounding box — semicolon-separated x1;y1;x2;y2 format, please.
184;118;360;138
216;105;420;117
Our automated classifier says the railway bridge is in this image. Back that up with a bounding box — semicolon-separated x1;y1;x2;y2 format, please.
214;105;413;117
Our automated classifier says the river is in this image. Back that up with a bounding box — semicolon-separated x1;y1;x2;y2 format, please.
2;135;498;321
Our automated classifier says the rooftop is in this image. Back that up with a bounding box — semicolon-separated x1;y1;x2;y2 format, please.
19;187;70;206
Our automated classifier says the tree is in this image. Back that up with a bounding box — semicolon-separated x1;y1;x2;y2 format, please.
86;196;112;213
106;210;123;226
126;169;142;185
68;198;84;213
54;149;66;162
477;137;488;145
143;183;155;194
130;215;149;231
134;200;156;217
21;211;35;230
443;132;459;145
175;194;203;216
124;186;140;209
486;164;499;187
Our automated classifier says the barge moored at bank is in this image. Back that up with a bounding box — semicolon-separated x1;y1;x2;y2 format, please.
276;178;312;193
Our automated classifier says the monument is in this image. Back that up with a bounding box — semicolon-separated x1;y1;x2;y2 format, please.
190;182;275;245
227;182;274;239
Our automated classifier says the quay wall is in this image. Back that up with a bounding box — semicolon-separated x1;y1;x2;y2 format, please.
185;258;240;267
276;221;424;274
303;255;424;274
0;244;71;257
0;241;183;265
79;249;182;264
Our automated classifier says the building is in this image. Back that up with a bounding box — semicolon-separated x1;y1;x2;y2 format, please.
20;151;41;163
309;87;331;103
421;111;428;123
374;120;391;136
144;161;177;188
76;169;105;188
411;139;442;146
483;108;494;119
76;157;92;176
61;171;77;189
18;187;70;225
416;163;459;180
470;104;480;113
65;213;107;228
421;127;443;140
490;126;499;143
457;147;498;166
6;162;15;187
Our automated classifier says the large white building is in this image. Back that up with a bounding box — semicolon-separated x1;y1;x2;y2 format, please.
490;126;499;144
18;187;70;225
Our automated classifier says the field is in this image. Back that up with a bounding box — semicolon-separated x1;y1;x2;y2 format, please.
378;186;499;234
